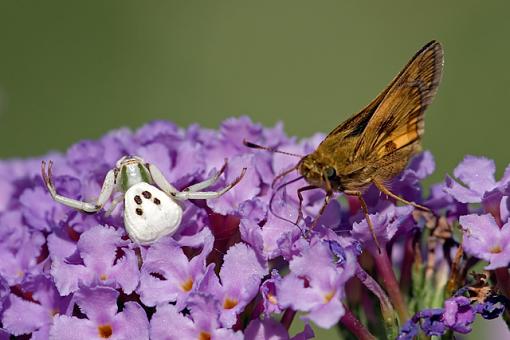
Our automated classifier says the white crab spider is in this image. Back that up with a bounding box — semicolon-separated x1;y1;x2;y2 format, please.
41;156;246;244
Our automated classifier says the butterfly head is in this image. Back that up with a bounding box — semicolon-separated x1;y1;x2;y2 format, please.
298;155;337;190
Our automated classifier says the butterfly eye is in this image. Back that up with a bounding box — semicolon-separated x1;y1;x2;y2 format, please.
324;167;336;179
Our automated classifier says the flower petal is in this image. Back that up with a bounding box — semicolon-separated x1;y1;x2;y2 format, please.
2;295;48;335
244;318;289;340
150;304;195;340
110;301;149;339
49;315;98;340
453;156;496;194
74;286;119;322
459;214;501;263
303;297;344;329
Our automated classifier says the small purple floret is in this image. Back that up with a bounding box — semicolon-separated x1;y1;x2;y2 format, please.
459;213;510;269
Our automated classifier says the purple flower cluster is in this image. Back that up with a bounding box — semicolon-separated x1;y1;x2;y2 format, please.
445;156;510;269
398;295;509;339
0;117;509;339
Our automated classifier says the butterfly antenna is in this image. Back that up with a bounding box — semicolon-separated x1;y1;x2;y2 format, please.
269;175;305;232
271;164;299;189
243;139;303;158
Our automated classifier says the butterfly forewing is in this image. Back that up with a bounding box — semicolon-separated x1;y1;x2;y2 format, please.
351;41;443;162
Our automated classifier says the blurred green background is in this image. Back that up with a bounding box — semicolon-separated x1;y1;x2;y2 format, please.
1;1;509;338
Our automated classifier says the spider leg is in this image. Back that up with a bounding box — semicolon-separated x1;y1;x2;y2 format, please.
174;168;247;200
148;163;179;196
182;159;228;192
41;160;115;213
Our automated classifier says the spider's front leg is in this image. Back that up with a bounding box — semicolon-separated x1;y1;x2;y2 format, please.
41;160;115;213
181;159;228;192
147;163;180;196
174;167;247;200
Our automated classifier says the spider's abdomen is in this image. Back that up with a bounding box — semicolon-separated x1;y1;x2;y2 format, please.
124;182;182;244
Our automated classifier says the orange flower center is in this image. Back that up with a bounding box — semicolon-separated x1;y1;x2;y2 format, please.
267;293;278;305
181;278;193;292
198;331;211;340
98;324;113;338
490;245;503;254
223;297;238;310
324;290;335;303
99;274;108;281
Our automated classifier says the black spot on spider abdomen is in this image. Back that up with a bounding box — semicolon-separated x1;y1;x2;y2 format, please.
136;208;143;215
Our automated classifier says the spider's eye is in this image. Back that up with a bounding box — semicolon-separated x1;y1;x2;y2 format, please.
324;167;336;179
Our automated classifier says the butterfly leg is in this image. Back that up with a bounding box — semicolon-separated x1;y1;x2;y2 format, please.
373;179;430;211
344;190;382;253
295;185;318;224
305;191;333;238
